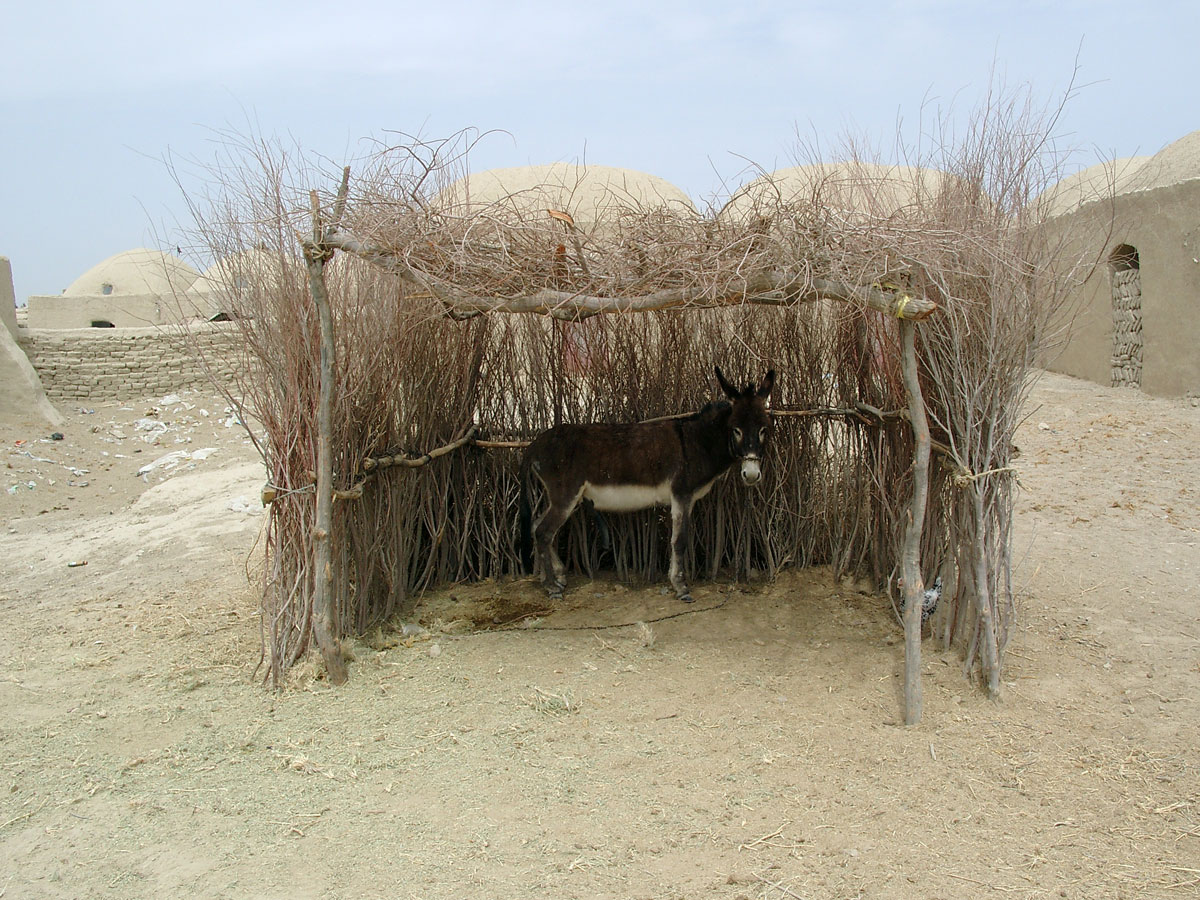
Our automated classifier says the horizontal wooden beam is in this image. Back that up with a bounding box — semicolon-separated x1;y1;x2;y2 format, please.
360;425;479;473
313;230;938;321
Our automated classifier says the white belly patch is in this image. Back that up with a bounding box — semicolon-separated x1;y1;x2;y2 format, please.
584;481;672;512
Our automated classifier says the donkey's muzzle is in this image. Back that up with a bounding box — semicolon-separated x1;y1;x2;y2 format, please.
740;457;762;486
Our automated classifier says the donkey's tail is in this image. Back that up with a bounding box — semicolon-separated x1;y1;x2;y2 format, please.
518;458;534;574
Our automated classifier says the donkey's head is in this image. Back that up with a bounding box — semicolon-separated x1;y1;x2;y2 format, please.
715;366;775;486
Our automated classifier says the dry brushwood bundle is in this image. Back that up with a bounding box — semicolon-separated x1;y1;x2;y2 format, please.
183;89;1090;705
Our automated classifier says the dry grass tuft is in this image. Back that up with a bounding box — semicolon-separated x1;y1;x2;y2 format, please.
636;621;657;650
528;686;581;715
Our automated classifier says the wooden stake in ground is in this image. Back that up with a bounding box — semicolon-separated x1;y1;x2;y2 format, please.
970;487;1002;697
899;318;932;725
303;172;351;685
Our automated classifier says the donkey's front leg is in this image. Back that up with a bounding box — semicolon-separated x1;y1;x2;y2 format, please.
668;495;695;602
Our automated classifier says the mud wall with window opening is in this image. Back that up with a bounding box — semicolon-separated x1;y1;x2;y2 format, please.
1042;178;1200;397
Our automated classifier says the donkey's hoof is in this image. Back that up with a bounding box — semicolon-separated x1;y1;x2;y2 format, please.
678;592;695;604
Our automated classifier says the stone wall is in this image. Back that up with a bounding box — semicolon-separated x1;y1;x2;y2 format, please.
1110;268;1143;388
18;322;242;402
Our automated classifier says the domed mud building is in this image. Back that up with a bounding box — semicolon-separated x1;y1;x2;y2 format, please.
436;162;697;227
720;161;967;224
26;247;204;329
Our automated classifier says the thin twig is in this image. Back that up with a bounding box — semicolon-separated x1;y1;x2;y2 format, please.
752;872;807;899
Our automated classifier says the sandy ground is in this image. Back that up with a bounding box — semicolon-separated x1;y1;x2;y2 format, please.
1;373;1198;900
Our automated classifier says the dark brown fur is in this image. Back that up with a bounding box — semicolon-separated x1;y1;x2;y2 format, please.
519;367;775;601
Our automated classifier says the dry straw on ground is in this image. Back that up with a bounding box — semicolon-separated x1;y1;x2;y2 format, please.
182;84;1097;694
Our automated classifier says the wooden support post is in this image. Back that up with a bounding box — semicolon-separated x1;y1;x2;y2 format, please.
304;179;350;686
971;489;1003;697
899;318;932;726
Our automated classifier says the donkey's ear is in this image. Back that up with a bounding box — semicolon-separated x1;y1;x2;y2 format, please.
714;365;739;400
757;370;776;400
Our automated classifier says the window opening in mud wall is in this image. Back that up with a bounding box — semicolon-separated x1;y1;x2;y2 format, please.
1109;243;1141;388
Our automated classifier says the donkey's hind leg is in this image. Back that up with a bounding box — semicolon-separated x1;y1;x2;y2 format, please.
668;495;696;603
534;488;583;599
532;508;565;596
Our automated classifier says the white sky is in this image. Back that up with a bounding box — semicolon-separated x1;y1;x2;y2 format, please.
1;0;1196;302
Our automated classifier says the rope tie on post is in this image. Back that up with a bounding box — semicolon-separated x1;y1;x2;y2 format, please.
952;465;1021;488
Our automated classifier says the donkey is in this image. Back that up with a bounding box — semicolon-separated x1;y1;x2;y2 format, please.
519;366;775;602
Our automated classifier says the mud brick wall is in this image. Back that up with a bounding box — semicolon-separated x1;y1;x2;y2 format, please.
19;323;242;402
1110;268;1143;388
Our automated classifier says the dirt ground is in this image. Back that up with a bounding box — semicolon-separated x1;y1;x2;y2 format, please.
1;372;1197;900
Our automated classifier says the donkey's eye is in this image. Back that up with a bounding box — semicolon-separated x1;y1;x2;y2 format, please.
732;427;743;442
